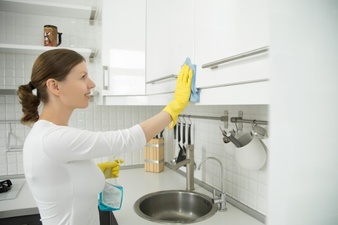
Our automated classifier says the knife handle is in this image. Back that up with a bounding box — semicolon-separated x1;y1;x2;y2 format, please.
177;122;181;143
227;133;243;147
174;125;177;140
188;124;191;145
182;123;186;144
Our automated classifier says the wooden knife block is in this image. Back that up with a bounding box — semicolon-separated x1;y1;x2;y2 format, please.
144;138;164;173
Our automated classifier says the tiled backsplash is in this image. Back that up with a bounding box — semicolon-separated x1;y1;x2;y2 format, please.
183;105;269;214
0;0;269;216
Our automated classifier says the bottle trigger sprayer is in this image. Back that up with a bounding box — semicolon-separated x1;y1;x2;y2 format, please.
98;162;123;211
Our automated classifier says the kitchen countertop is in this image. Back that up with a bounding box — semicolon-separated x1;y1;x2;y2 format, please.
0;168;264;225
0;178;39;219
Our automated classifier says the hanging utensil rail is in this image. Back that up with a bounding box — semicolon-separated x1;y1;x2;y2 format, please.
179;114;227;121
179;112;268;127
230;117;268;125
179;111;228;128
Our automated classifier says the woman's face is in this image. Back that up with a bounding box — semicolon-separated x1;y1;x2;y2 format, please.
58;61;96;109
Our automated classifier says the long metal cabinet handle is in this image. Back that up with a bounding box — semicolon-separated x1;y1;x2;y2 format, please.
202;46;269;69
103;66;109;90
146;74;177;84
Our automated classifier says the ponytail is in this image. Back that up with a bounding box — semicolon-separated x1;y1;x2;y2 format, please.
18;83;40;125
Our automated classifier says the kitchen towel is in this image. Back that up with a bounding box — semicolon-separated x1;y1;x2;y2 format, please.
184;57;199;102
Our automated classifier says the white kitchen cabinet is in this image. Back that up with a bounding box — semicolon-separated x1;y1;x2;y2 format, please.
101;0;146;97
197;81;270;105
194;0;269;99
100;0;193;105
146;0;194;96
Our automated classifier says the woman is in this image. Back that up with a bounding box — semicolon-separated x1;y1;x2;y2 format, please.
18;49;193;225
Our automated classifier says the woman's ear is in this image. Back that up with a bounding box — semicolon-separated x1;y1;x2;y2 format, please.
45;79;60;96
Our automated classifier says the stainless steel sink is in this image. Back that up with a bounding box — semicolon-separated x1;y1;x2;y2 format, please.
134;190;218;224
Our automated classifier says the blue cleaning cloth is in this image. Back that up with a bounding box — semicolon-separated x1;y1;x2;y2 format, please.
184;57;200;102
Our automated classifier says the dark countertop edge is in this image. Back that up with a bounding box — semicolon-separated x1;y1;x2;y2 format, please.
0;174;25;180
0;208;40;219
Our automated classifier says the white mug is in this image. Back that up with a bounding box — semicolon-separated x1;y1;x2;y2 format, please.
235;133;267;170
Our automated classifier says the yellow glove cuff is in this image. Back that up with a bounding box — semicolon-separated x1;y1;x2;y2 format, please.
163;100;185;129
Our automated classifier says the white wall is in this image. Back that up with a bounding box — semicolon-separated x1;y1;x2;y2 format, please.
0;0;269;217
268;1;338;225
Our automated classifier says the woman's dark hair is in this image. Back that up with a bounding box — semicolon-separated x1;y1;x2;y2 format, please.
17;49;85;125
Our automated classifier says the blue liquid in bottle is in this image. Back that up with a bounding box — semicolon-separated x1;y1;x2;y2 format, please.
99;178;123;211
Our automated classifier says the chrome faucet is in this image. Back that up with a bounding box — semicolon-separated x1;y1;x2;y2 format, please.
165;144;195;191
198;157;227;211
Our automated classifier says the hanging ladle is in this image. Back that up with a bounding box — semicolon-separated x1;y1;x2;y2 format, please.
219;126;243;147
219;126;230;144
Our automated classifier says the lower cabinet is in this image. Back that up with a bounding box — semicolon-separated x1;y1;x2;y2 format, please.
99;210;119;225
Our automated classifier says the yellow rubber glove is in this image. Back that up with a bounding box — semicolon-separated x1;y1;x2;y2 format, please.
97;159;124;179
163;63;193;129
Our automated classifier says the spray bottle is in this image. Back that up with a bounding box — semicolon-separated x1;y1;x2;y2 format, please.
98;160;124;211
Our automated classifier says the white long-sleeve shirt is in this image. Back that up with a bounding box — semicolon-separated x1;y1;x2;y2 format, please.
23;120;146;225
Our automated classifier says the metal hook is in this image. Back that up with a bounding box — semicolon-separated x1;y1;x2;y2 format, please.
182;114;187;125
187;115;192;125
252;119;257;128
234;121;238;132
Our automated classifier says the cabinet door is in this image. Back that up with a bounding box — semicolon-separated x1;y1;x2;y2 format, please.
195;0;269;89
102;0;146;96
146;0;194;95
99;210;118;225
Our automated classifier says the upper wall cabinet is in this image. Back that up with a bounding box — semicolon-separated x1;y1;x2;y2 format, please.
101;0;146;96
146;0;194;96
100;0;270;105
194;0;269;90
